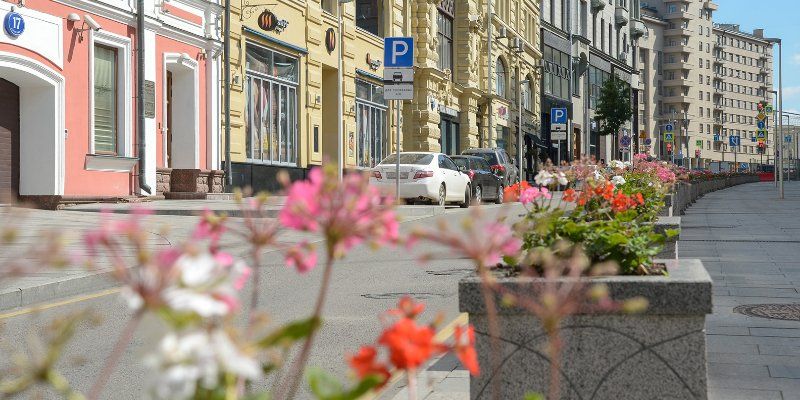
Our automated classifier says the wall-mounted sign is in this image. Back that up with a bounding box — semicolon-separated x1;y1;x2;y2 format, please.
325;28;336;53
3;11;25;38
258;10;288;33
366;53;382;71
143;80;156;119
497;106;509;121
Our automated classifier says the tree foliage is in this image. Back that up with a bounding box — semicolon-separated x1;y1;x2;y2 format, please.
594;77;633;137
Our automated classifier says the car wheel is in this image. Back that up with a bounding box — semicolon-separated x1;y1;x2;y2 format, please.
459;186;471;208
495;185;504;204
437;184;446;207
474;185;482;205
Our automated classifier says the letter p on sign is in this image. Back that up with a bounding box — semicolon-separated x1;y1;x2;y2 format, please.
384;37;414;68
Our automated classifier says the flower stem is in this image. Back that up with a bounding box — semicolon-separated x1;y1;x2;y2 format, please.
407;368;418;400
276;251;335;400
247;245;263;328
87;310;143;400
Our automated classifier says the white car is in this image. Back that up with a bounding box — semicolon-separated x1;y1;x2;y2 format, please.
370;152;472;207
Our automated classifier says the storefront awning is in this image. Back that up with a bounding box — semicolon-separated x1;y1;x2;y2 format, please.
526;133;549;149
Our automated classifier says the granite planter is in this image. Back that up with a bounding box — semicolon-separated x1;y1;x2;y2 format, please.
156;167;172;194
459;259;712;400
654;216;680;259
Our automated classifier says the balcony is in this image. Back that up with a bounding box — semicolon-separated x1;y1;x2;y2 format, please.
663;77;692;87
615;6;629;26
759;54;769;61
714;118;724;126
713;42;726;50
713;102;724;111
664;28;692;37
704;1;719;11
713;71;725;79
590;0;605;12
662;94;692;105
665;11;693;20
664;44;692;55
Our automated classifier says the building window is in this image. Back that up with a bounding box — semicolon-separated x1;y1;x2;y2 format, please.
355;80;388;168
437;3;454;77
93;44;118;154
589;65;611;110
356;0;383;37
320;0;336;14
495;57;507;98
245;45;299;165
522;78;533;111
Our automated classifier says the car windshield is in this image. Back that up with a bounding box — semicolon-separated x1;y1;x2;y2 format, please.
451;158;469;169
463;151;498;165
380;153;434;165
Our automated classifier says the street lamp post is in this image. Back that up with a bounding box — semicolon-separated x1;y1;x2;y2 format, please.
766;37;783;199
337;0;354;181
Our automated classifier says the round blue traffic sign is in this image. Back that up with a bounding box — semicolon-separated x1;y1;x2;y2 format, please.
3;11;25;38
665;123;674;132
757;120;766;130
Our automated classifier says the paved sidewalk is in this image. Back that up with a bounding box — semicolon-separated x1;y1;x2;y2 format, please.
681;181;800;400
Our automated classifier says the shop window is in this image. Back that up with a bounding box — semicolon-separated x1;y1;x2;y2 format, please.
495;58;507;98
93;44;118;154
437;2;454;78
356;0;384;37
355;80;388;168
245;44;299;165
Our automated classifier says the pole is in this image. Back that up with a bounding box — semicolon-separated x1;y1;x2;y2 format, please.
487;0;494;148
518;77;524;181
337;3;345;181
136;0;151;195
223;0;232;189
395;101;400;204
566;0;573;162
778;40;784;199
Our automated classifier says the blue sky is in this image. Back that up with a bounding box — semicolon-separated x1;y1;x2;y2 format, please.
714;0;799;118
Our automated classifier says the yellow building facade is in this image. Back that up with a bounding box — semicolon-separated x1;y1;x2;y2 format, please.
224;0;542;192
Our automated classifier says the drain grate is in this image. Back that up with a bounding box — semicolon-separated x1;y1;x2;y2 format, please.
362;292;446;300
733;304;800;321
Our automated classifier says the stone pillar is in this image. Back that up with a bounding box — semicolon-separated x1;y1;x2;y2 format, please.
460;90;481;151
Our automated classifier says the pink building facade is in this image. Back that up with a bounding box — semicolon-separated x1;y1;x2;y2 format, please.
0;0;222;203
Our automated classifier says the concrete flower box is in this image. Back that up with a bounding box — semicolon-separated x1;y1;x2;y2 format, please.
654;216;680;259
459;259;712;400
672;175;759;215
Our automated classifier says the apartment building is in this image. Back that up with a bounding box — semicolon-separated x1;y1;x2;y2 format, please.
712;24;774;168
540;0;641;165
222;0;542;191
635;0;774;169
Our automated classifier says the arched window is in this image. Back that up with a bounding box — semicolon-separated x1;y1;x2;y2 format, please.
522;76;533;111
495;58;506;97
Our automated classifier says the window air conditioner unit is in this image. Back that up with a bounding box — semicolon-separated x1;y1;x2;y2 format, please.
512;37;524;53
618;51;628;61
497;27;508;38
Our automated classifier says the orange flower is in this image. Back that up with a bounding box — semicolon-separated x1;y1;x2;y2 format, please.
348;346;391;386
503;181;531;203
635;193;645;205
453;325;480;376
563;188;577;202
601;183;615;200
611;192;633;213
389;296;425;319
379;318;446;370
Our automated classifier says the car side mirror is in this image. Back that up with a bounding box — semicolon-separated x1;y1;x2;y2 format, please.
457;165;467;172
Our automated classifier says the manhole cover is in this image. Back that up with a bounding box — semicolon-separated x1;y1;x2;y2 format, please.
733;304;800;321
362;292;445;300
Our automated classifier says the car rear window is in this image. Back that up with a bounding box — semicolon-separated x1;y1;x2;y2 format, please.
380;153;434;165
451;158;470;169
463;151;498;165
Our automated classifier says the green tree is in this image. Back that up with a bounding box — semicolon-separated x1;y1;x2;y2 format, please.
594;77;633;137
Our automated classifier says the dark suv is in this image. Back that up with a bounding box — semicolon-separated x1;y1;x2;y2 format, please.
461;148;519;187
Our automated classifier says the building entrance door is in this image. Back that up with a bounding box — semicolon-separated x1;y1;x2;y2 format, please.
0;78;20;199
439;115;460;155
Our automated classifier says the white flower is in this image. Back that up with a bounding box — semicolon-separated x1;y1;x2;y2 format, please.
609;160;626;169
623;161;632;168
556;172;569;186
146;330;262;400
593;169;604;181
534;170;554;186
611;175;627;186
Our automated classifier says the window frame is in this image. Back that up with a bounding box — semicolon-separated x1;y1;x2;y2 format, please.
436;4;454;78
355;79;389;169
89;29;132;158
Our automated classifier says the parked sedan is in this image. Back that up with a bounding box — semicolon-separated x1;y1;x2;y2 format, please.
370;152;472;207
450;155;503;204
461;148;519;187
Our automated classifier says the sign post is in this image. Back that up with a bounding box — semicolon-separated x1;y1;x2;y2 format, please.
384;37;415;204
665;123;675;164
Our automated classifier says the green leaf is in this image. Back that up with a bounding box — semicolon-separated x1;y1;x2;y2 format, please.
242;392;271;400
524;393;545;400
257;317;321;348
306;368;382;400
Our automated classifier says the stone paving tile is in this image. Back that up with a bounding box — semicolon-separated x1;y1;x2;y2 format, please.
750;327;800;338
769;365;800;379
708;387;784;400
759;345;800;356
708;362;771;378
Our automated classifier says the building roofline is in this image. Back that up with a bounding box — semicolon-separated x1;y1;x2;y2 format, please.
712;23;772;44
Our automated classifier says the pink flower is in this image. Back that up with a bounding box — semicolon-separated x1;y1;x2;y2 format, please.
193;209;227;246
279;167;399;266
285;242;319;274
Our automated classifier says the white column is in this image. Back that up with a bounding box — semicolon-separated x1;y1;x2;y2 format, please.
142;28;158;193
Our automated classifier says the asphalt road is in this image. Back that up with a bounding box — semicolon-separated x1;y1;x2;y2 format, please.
0;202;527;399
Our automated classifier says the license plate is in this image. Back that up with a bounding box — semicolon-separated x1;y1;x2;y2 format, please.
386;172;408;179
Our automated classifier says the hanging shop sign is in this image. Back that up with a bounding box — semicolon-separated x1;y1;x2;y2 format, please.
325;28;336;53
258;10;288;33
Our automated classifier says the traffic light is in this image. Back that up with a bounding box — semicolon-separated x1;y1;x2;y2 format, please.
757;142;766;154
666;143;673;154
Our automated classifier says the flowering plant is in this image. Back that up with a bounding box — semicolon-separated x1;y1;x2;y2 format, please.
0;166;476;400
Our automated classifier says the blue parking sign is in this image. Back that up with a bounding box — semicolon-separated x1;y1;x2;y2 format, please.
384;37;414;68
551;108;568;124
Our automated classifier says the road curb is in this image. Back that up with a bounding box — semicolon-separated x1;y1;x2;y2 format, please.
0;270;119;312
62;205;448;219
